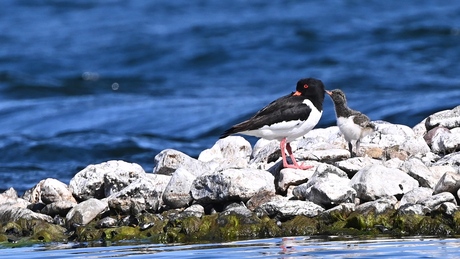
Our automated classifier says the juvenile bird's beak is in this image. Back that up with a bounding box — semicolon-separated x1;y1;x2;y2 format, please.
325;90;332;96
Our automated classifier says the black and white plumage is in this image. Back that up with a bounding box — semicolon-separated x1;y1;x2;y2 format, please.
220;78;326;169
327;89;375;157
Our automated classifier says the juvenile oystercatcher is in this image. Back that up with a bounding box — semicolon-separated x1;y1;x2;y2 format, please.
220;78;326;169
327;89;375;157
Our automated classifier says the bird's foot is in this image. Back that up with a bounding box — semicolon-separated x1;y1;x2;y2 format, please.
282;161;314;170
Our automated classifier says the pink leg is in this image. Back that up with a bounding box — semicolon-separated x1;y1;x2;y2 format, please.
280;138;313;170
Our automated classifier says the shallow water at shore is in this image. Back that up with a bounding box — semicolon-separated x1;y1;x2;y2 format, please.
1;236;459;258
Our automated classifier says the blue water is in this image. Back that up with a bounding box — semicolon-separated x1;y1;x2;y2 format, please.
1;0;460;194
0;237;459;258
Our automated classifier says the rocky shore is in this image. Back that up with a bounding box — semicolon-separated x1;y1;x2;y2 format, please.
1;105;460;246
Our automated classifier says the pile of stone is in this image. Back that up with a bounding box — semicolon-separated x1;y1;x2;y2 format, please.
1;105;460;244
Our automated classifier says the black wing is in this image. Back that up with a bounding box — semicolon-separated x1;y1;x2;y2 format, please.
220;94;312;138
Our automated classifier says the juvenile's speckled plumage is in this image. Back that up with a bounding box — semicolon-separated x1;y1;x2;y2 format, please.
221;78;326;169
327;89;375;157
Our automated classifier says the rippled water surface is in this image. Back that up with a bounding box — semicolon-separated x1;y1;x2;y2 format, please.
1;0;460;193
1;237;459;258
1;0;460;255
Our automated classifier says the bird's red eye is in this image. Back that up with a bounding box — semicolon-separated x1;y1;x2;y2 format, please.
303;84;309;89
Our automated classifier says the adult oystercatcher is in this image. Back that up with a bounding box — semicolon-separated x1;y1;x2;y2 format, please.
220;78;326;169
327;89;375;157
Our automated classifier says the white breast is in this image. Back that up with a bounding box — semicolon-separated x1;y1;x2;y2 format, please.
337;116;362;142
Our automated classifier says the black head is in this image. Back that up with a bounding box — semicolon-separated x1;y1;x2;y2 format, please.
293;77;326;110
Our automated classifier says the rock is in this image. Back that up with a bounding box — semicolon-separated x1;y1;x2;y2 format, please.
250;139;280;168
399;203;429;215
401;158;440;188
355;196;398;215
259;199;325;220
433;171;460;195
276;163;318;193
361;121;430;158
41;200;76;217
334;157;381;178
181;204;205;218
107;174;171;214
222;202;253;218
153;149;210;176
0;188;29;208
418;192;457;208
163;168;196;209
437;202;459;215
425;105;460;130
350;164;419;201
399;187;433;207
69;160;145;201
191;168;275;203
430;127;460;154
96;217;118;228
23;178;76;205
433;152;460;172
297;126;345;151
295;149;350;163
246;193;283;211
292;163;356;207
66;198;109;227
0;205;53;223
320;203;356;220
425;126;450;148
103;163;147;197
413;118;427;139
198;136;252;171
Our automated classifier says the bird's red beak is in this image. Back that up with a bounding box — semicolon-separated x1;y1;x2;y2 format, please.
326;90;332;96
293;91;302;96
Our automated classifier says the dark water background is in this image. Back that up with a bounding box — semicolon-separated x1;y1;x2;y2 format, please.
1;0;460;194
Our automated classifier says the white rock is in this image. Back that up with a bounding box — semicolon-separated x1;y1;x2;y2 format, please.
182;204;205;218
293;163;356;207
433;171;460;194
103;164;147;197
250;139;280;168
191;168;275;203
26;178;77;205
163;167;196;208
355;196;398;214
69;160;145;201
259;199;325;220
361;121;430;156
350;164;419;201
320;203;356;219
425;105;460;130
401;158;439;189
295;149;350;163
199;136;252;171
399;187;433;207
153;149;210;176
433;152;460;172
276;162;319;193
399;204;429;215
418;192;457;207
431;127;460;154
334;157;381;176
66;198;108;227
438;202;459;215
0;188;29;208
107;174;171;214
0;205;53;223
